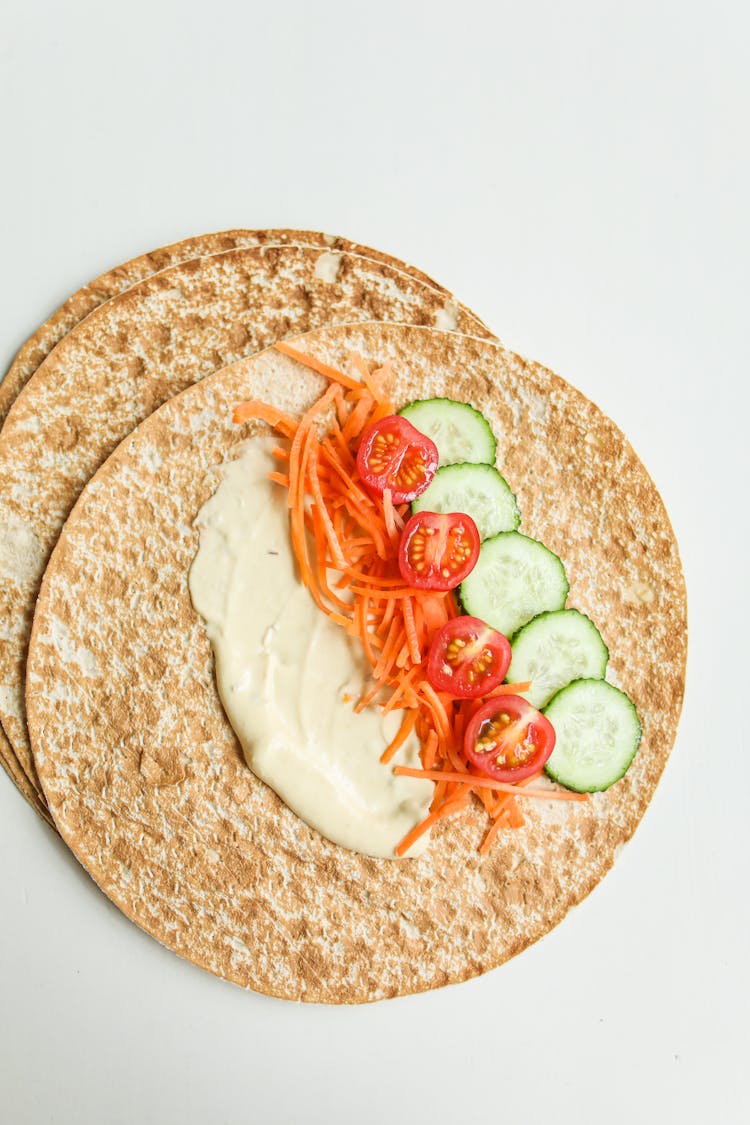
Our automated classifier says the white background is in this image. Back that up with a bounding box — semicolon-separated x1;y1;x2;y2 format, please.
1;1;747;1122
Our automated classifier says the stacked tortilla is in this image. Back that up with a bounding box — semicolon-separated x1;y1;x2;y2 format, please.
0;230;686;1002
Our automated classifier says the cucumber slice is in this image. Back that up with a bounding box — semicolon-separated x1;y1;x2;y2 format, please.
508;609;608;709
544;679;641;793
459;532;569;638
399;398;496;466
411;463;520;540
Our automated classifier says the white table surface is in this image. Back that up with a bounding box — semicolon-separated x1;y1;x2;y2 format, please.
1;2;747;1122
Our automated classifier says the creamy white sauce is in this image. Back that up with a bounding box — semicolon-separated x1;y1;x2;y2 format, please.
189;440;433;858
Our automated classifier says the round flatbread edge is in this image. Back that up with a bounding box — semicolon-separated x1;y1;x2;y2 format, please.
26;324;687;1002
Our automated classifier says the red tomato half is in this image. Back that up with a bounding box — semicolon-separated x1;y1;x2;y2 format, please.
356;416;438;503
464;695;556;782
426;616;511;698
399;511;480;591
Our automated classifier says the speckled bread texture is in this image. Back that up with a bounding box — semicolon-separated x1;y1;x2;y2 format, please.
0;245;488;815
27;325;687;1003
0;228;460;428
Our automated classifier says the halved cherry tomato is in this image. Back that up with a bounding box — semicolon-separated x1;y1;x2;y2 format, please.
398;511;480;591
426;616;511;698
464;695;556;782
356;416;438;503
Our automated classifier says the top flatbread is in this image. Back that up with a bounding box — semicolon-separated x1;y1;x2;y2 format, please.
27;324;686;1003
0;243;490;814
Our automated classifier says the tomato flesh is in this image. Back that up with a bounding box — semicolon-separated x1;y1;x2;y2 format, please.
464;695;556;782
398;511;480;591
356;415;438;503
427;616;511;698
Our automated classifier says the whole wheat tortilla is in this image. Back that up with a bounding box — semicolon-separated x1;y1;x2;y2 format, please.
0;244;490;814
0;228;455;427
27;324;687;1003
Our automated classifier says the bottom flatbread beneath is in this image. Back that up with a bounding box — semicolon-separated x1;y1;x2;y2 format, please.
27;325;686;1002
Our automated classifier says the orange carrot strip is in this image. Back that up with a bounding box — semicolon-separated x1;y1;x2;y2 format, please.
395;790;470;858
356;598;378;668
232;400;298;435
350;353;390;405
382;488;397;544
332;386;348;429
267;471;290;487
381;666;421;713
444;734;469;774
375;629;408;683
287;382;339;510
422;730;439;770
349;585;413;600
344;571;406;588
325;420;355;465
392;767;589;801
309;509;353;614
487;681;533;697
380;710;418;764
420;595;453;636
479;817;504;855
418;681;452;742
308;445;347;569
403;597;421;665
373;616;403;678
505;797;525;828
274;341;361;390
342;393;376;443
271;445;291;461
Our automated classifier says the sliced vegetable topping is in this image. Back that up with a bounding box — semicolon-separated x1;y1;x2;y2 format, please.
459;531;569;638
356;415;438;502
464;695;556;783
426;616;511;698
232;346;644;859
412;462;520;540
508;609;609;709
398;511;480;591
398;398;496;466
544;679;641;792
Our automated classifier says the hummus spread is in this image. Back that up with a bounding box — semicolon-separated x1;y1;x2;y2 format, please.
189;439;433;858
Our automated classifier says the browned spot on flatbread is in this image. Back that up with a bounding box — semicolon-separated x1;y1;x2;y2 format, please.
27;325;686;1003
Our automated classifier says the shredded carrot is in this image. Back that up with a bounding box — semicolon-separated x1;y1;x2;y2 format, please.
382;488;402;545
267;471;290;487
402;597;421;666
350;353;393;406
392;766;589;801
380;709;418;764
486;680;533;697
274;340;361;390
422;730;439;770
232;350;583;857
232;400;298;436
395;789;471;858
478;817;504;855
342;393;377;443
